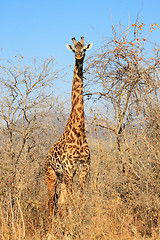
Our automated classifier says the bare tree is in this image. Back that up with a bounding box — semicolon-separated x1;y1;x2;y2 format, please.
85;22;160;157
0;55;68;199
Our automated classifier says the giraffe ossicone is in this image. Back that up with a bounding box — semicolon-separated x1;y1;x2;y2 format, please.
45;36;93;219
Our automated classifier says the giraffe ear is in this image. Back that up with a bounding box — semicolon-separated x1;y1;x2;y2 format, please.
66;44;75;52
84;43;93;51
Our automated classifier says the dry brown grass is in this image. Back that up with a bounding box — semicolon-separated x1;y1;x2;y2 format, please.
0;124;160;240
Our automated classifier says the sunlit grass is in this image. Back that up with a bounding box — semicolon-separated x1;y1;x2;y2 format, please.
0;131;160;239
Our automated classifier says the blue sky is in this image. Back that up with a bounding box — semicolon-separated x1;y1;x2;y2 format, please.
0;0;160;97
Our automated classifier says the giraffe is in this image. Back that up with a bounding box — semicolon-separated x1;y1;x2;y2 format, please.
45;36;93;218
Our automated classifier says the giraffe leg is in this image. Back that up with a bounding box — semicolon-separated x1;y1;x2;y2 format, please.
78;162;90;197
64;170;73;195
57;182;68;218
60;170;74;215
45;165;57;222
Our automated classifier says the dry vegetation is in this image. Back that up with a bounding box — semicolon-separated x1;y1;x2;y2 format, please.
0;22;160;239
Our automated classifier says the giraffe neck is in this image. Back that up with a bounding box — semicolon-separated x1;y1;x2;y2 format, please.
71;59;84;106
66;59;85;133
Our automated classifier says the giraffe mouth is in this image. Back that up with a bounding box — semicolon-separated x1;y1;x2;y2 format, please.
76;56;83;60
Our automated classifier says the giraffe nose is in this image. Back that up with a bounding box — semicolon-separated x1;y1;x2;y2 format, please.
75;52;82;57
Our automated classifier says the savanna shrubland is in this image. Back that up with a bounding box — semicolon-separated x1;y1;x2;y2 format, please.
0;21;160;239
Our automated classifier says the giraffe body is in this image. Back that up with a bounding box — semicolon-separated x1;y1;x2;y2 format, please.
45;37;92;217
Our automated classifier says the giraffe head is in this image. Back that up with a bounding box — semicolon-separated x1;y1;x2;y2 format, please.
66;36;92;60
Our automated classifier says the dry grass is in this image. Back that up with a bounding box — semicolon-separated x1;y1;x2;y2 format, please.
0;125;160;240
0;104;160;239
